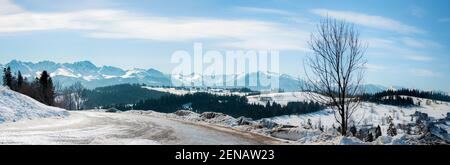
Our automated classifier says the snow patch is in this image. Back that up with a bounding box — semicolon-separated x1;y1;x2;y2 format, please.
0;86;69;124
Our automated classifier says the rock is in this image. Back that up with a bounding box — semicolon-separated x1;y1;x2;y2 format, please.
106;107;120;113
281;125;297;128
200;112;224;119
430;122;450;142
174;110;194;116
413;111;429;121
259;119;279;129
236;117;253;125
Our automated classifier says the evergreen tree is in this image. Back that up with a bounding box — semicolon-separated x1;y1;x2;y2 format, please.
3;67;13;88
38;71;54;106
2;68;6;86
17;71;23;91
47;77;55;106
387;116;397;136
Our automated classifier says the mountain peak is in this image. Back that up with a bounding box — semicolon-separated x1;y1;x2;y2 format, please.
72;60;96;67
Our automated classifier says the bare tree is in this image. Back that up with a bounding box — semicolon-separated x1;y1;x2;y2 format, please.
303;18;366;135
54;82;85;110
71;82;85;110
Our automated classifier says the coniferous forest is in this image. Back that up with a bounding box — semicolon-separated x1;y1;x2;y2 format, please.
362;89;450;107
2;67;55;106
111;92;325;120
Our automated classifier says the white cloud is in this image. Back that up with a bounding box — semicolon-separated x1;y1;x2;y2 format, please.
409;6;426;18
405;54;433;62
365;38;396;49
0;0;22;14
235;7;294;16
364;64;387;72
0;2;310;51
310;9;425;34
411;69;441;77
438;17;450;23
400;37;442;49
364;37;439;62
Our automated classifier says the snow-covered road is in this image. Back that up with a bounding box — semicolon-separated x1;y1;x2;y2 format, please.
0;111;278;145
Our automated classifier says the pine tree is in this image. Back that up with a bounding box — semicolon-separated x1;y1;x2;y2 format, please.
2;68;6;86
3;67;13;88
17;71;23;91
387;116;397;136
47;77;55;106
38;71;55;106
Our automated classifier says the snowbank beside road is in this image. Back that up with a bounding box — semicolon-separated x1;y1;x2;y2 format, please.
0;86;69;124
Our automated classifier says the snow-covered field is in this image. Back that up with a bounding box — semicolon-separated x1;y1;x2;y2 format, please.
0;87;69;123
143;87;192;95
247;92;321;106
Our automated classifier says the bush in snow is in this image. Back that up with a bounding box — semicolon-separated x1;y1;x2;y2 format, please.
367;133;374;142
349;125;357;136
375;125;382;138
387;124;397;136
306;118;312;129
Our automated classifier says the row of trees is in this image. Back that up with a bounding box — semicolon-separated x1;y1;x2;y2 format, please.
372;89;450;102
3;67;55;106
362;93;415;106
110;92;325;120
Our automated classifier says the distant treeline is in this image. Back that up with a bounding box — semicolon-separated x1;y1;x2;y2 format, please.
362;88;450;106
377;89;450;102
362;94;415;106
2;67;55;106
82;84;169;109
110;92;325;120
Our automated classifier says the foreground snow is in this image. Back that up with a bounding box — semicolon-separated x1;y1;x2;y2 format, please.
0;87;69;123
0;111;278;145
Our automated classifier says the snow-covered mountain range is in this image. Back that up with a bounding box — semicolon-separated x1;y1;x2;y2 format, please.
0;60;388;92
1;60;171;89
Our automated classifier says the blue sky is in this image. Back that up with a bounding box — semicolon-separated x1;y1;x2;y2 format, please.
0;0;449;92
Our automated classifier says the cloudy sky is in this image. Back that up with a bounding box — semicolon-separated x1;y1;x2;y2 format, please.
0;0;449;91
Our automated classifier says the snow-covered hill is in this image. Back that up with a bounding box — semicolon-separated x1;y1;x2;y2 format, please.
247;92;320;106
0;86;69;123
246;92;450;126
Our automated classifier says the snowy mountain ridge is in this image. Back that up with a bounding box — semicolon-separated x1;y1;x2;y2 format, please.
2;60;391;92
